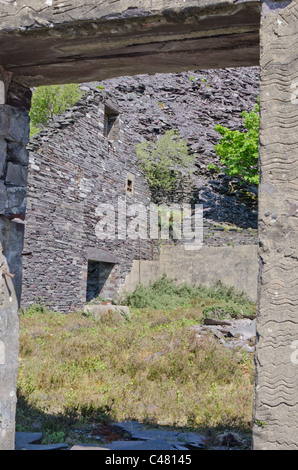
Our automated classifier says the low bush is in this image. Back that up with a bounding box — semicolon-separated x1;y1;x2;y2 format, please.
122;276;256;319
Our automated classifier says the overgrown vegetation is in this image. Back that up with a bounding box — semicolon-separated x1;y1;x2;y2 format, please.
136;130;195;193
17;278;255;447
29;84;84;137
209;100;260;185
122;276;256;319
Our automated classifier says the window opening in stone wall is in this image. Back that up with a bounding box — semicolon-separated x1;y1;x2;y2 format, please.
125;172;135;197
104;105;119;141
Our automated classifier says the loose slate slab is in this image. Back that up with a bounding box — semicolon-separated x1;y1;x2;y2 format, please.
112;422;207;449
15;432;43;449
18;443;69;451
113;421;144;433
71;444;109;450
227;319;256;340
15;432;69;450
105;439;174;451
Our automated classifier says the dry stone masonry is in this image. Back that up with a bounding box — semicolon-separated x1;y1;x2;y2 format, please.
0;72;31;450
22;89;159;312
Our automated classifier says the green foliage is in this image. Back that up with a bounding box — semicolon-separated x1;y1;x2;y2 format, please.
122;275;198;310
202;303;255;321
19;299;50;317
136;130;195;192
29;84;84;137
210;100;260;185
122;276;256;318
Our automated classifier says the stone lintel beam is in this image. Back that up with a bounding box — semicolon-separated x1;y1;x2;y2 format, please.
0;0;265;86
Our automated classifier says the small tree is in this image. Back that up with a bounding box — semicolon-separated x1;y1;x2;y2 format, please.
136;130;195;193
29;84;84;137
209;100;260;185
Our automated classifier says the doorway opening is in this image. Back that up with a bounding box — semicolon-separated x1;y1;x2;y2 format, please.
86;260;116;302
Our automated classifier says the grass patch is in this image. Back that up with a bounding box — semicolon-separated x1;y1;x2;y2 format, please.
17;280;255;446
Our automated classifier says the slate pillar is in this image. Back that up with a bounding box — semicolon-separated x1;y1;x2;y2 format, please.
0;71;31;450
253;0;298;450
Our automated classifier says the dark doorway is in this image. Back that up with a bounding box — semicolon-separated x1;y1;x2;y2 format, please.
86;260;115;302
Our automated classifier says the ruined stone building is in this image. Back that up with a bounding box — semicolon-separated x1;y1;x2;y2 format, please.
21;90;158;312
21;67;260;313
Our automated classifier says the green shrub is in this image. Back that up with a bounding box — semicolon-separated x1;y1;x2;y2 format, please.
30;84;84;137
209;100;260;185
122;275;198;310
136;130;195;192
19;300;51;316
203;303;256;321
122;276;256;318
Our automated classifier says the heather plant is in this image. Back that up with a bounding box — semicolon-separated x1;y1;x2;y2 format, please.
17;278;255;447
17;300;254;445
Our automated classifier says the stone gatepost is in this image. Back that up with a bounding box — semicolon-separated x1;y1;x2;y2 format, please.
253;1;298;450
0;71;31;450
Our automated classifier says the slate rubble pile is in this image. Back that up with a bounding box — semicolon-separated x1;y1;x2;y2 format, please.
192;317;256;353
104;421;250;450
15;422;250;450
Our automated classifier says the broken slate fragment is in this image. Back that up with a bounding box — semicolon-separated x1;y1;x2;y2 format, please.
15;432;69;450
105;439;173;450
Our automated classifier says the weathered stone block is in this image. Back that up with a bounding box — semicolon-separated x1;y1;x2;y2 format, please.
7;143;29;166
0;81;5;105
0;180;7;213
0;217;24;450
253;1;298;451
5;162;28;187
6;81;32;111
0;139;7;178
0;106;30;145
5;186;26;214
83;304;131;322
